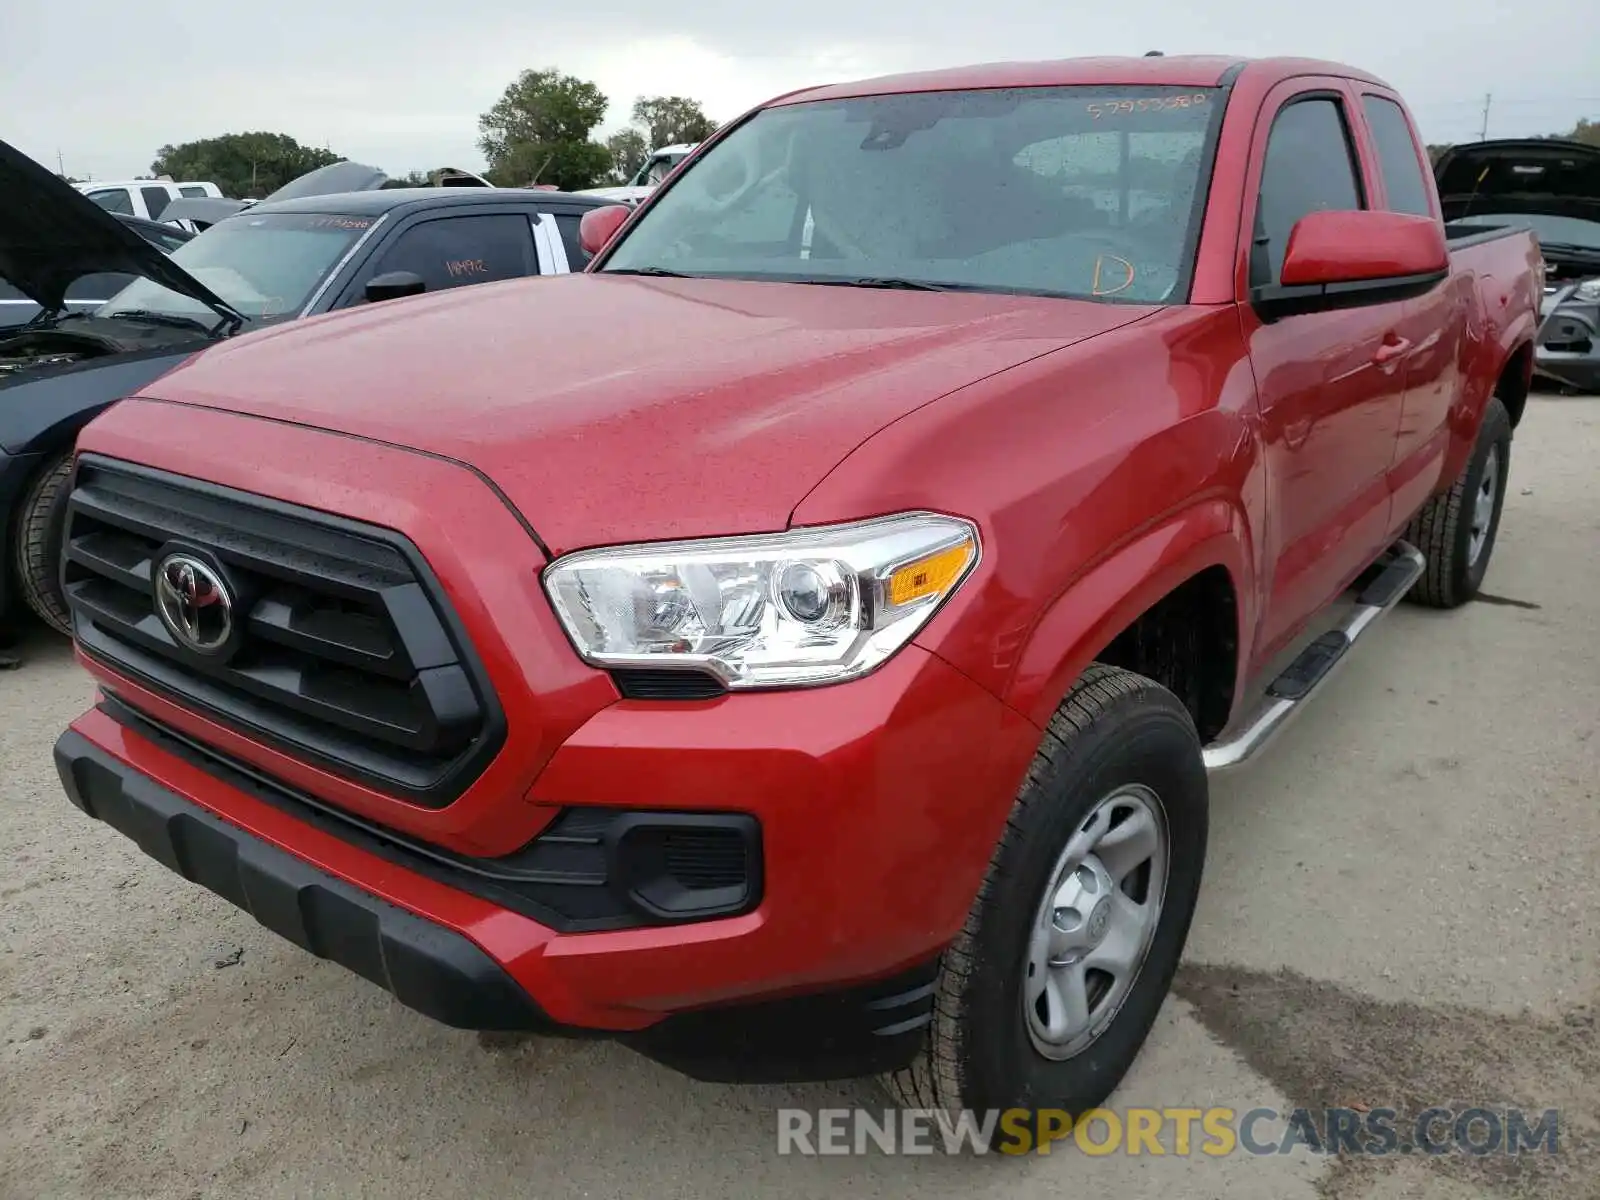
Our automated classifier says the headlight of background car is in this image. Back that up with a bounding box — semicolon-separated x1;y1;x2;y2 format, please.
1575;278;1600;302
543;512;980;688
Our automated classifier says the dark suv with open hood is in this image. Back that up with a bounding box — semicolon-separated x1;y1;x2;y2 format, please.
1436;138;1600;392
0;140;614;655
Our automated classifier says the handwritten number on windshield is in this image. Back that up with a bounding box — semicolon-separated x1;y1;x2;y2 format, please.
1086;93;1207;118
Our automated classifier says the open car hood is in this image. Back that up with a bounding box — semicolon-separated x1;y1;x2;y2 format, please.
0;137;242;322
258;160;387;201
159;197;250;229
1435;138;1600;225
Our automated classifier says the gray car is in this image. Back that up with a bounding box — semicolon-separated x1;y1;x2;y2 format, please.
1436;138;1600;392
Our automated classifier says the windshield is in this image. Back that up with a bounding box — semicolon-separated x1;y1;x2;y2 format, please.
97;212;379;323
1452;211;1600;251
601;86;1223;302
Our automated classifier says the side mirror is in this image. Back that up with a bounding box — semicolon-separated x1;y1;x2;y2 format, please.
1257;210;1448;320
365;270;426;303
579;205;631;257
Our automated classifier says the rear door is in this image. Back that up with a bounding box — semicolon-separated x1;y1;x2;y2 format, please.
1353;88;1469;524
1241;79;1411;660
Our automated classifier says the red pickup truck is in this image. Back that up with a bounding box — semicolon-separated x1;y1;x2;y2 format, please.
53;54;1539;1128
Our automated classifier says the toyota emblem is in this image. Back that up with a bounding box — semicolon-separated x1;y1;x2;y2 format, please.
154;553;235;654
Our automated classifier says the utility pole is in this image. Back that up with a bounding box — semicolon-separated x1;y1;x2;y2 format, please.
57;148;64;175
1479;93;1492;141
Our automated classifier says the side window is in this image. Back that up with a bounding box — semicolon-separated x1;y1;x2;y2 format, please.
179;185;209;198
1252;98;1365;286
366;214;536;293
554;213;590;269
141;186;173;219
1362;96;1433;217
86;188;134;215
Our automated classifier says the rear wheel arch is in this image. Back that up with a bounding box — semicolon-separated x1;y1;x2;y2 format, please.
1495;340;1533;430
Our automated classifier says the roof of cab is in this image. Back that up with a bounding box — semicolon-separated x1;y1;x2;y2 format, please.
772;55;1392;105
240;187;615;218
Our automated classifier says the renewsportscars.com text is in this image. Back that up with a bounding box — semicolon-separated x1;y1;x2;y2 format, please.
776;1106;1562;1157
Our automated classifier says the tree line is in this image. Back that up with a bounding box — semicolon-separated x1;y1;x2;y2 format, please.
78;72;1597;199
123;72;718;199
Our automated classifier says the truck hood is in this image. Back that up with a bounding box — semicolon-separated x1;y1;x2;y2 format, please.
0;137;239;322
140;273;1155;552
1436;138;1600;226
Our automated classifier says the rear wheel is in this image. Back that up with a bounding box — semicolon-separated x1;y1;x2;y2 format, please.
13;451;74;637
884;664;1208;1135
1403;397;1512;609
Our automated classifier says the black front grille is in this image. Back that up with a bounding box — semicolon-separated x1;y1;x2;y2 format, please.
62;456;504;807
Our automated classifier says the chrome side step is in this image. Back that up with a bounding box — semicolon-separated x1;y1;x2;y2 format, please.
1202;541;1425;775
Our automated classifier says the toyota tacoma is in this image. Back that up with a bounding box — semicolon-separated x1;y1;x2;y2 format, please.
53;54;1539;1127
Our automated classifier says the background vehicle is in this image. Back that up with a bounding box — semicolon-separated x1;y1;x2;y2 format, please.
53;55;1537;1134
74;179;224;220
1437;138;1600;391
577;142;700;204
1;139;616;643
0;214;193;329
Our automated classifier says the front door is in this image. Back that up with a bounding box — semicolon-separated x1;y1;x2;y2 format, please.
1242;83;1409;664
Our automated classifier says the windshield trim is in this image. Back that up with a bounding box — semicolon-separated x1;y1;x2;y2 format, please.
299;211;391;315
592;82;1235;306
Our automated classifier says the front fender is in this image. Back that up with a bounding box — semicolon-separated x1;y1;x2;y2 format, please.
1003;499;1254;731
0;348;198;455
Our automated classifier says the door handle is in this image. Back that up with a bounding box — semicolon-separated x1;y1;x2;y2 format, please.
1374;335;1412;365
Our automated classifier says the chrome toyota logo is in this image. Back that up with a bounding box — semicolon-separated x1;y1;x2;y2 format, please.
154;553;234;654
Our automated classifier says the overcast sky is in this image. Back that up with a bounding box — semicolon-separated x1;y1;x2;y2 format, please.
3;0;1594;182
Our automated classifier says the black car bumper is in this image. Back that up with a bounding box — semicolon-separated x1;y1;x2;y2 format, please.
55;728;553;1031
53;727;940;1082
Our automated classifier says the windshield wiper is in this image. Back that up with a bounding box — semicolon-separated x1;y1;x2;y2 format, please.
101;309;222;335
795;276;954;292
603;266;693;278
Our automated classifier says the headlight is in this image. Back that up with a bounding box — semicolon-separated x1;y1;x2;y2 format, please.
542;512;980;689
1575;278;1600;302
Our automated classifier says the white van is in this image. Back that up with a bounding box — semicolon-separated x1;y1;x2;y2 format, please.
74;179;224;221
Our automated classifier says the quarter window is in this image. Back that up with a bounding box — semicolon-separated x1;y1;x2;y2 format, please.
1362;96;1433;217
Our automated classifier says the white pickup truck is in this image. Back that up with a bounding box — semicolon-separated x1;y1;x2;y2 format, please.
578;143;700;204
74;179;223;221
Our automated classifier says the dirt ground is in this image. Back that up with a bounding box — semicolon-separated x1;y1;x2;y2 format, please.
2;396;1596;1200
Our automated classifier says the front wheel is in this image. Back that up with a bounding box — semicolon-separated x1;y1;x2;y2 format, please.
1403;397;1512;609
13;451;75;637
884;664;1208;1132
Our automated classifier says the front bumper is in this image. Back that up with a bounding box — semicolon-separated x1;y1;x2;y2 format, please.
1536;291;1599;391
58;644;1040;1079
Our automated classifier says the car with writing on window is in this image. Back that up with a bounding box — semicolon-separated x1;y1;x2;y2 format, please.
52;55;1538;1136
0;140;614;647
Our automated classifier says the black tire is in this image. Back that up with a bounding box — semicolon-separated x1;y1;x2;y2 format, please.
12;451;74;637
884;664;1208;1133
1403;396;1512;609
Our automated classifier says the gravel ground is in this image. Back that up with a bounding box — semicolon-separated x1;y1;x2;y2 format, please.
2;396;1596;1200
